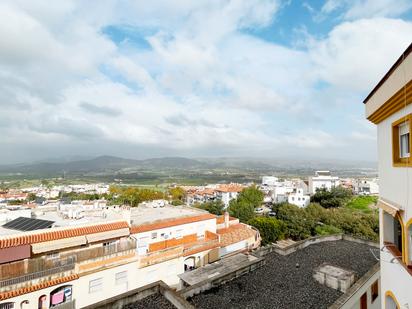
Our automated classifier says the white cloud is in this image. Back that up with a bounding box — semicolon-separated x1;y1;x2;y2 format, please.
321;0;412;19
308;18;412;92
0;0;409;163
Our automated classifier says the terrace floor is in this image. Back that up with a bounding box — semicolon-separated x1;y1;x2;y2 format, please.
189;240;379;309
122;293;175;309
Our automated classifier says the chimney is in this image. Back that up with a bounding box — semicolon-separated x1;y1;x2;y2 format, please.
224;211;230;228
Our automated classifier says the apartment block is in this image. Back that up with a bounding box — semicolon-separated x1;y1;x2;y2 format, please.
364;42;412;308
0;204;260;309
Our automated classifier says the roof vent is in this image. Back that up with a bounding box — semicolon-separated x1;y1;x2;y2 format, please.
313;263;355;293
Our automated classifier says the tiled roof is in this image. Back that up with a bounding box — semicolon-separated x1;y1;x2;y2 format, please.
0;274;79;301
217;224;257;247
130;214;216;233
216;215;237;224
0;221;129;249
216;184;244;193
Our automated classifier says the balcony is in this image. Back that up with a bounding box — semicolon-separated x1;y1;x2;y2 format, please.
138;246;183;268
71;240;137;273
0;240;137;290
0;257;75;291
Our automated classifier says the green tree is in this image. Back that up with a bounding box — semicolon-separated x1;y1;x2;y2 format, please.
311;187;352;208
195;201;225;215
27;193;37;202
169;187;186;201
248;217;286;245
276;203;316;240
228;185;263;223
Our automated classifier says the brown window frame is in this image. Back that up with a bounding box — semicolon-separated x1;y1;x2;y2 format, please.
371;280;379;303
392;114;412;167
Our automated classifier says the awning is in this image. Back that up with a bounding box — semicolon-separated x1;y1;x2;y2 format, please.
32;236;87;254
377;199;401;217
86;228;129;243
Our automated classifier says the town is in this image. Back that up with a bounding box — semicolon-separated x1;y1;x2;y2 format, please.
1;1;411;309
0;170;380;308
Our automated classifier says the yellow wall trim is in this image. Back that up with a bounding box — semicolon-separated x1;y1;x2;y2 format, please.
385;290;401;309
367;79;412;124
406;217;412;265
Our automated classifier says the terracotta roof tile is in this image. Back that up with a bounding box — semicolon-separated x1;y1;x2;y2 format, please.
0;221;129;249
216;215;237;224
0;274;79;301
130;214;216;234
217;224;257;247
216;184;244;193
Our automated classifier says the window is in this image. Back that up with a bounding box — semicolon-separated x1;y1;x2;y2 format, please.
392;114;412;166
408;223;412;265
115;271;127;285
371;280;379;302
151;232;157;240
360;292;367;309
88;278;103;294
103;241;117;247
399;122;410;158
46;252;59;260
383;212;403;257
175;229;183;239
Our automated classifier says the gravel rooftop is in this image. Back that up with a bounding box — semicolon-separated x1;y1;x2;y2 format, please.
122;293;175;309
189;240;379;309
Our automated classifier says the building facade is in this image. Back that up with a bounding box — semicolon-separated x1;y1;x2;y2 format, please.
0;205;260;309
364;42;412;309
308;171;340;195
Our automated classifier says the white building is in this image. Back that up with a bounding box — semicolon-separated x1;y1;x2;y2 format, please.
354;179;379;196
288;189;310;208
262;176;279;187
308;171;340;195
363;42;412;309
0;204;260;309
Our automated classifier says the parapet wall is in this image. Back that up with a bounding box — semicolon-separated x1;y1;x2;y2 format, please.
82;281;194;309
254;234;379;257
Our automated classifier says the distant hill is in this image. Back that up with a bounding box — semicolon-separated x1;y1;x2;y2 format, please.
0;155;377;179
0;156;209;176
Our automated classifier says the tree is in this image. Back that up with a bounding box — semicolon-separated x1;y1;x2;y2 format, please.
195;201;225;215
276;203;316;240
248;217;286;245
311;187;352;208
237;185;264;209
229;199;255;223
27;193;37;202
169;187;186;202
228;185;263;223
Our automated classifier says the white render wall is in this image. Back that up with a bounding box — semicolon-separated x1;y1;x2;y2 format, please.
0;257;184;309
377;104;412;221
133;218;217;248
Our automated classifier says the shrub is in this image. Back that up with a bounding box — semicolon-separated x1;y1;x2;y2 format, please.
276;203;316;240
315;224;342;236
248;217;286;245
195;201;225;215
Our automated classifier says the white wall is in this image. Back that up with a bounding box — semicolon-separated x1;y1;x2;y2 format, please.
0;257;184;309
133;218;217;252
377;104;412;221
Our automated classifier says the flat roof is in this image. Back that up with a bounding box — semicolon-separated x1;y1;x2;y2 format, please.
179;253;261;286
130;204;208;226
122;293;175;309
190;240;379;309
364;42;412;103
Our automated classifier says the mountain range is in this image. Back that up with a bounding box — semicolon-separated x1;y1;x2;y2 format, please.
0;155;377;179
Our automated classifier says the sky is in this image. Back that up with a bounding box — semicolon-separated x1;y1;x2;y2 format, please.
1;0;412;164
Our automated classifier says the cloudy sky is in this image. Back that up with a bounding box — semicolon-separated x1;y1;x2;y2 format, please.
1;0;412;164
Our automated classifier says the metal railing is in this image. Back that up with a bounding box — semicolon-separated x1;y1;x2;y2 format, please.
0;259;75;288
183;238;219;254
51;300;76;309
71;240;137;263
